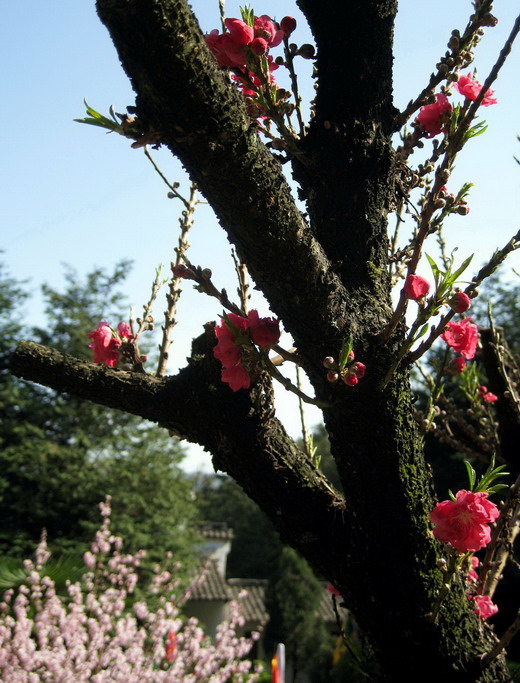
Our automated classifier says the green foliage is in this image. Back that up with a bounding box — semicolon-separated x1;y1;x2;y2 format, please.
0;262;198;573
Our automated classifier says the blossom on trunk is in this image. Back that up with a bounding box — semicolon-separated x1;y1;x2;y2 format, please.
471;594;499;619
430;489;499;552
87;322;121;368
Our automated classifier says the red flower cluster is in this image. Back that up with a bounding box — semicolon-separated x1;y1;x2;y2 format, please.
417;93;452;137
205;15;285;68
404;274;430;300
455;73;497;107
441;318;478;360
213;310;280;391
430;489;499;552
87;321;133;368
479;385;498;403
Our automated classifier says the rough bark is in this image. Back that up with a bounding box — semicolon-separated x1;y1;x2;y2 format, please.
10;0;512;679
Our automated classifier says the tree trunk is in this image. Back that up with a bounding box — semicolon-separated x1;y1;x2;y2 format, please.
10;0;513;679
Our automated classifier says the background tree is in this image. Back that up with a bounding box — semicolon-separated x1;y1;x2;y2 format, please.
10;1;520;679
1;262;198;569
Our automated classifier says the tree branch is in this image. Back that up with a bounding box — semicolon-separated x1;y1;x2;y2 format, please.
10;337;350;577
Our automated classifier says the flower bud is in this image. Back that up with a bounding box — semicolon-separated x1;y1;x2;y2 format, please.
447;357;466;375
327;371;339;383
201;268;212;279
347;350;355;361
280;16;297;36
322;356;336;369
455;205;470;216
251;37;268;55
449;292;471;313
404;274;430;300
297;44;315;59
352;362;366;379
343;373;358;387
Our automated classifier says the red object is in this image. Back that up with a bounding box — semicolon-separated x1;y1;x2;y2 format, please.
479;386;498;403
447;357;467;374
417;93;452;137
430;490;499;552
449;292;471;313
87;322;121;368
404;274;430;300
455;73;497;107
165;631;177;663
247;309;280;347
280;16;297;36
441;318;478;360
471;594;498;619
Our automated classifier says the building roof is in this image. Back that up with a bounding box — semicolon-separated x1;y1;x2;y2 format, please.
188;560;233;601
196;523;234;540
228;579;269;625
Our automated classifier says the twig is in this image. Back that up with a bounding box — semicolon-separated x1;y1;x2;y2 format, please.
157;183;199;377
481;607;520;667
296;366;311;458
231;249;251;314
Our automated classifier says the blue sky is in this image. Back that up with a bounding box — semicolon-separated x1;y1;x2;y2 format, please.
2;1;519;471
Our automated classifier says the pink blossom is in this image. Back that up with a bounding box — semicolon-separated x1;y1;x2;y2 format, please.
471;594;499;619
221;363;251;391
117;321;133;340
224;18;255;46
213;313;249;367
430;489;499;552
87;322;121;368
441;318;478;360
479;386;498;403
467;556;479;583
417;93;452;137
455;73;497;107
247;309;280;347
253;15;284;48
404;274;430;300
449;292;471;313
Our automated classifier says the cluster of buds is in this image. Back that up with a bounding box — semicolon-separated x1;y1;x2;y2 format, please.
323;352;366;387
438;186;471;216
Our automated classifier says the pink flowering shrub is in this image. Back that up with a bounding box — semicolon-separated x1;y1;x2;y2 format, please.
455;73;497;107
441;318;478;360
0;498;261;682
429;489;499;552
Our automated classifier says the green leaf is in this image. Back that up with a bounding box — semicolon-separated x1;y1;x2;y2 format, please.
415;323;429;340
463;460;476;491
448;254;474;285
425;253;442;288
338;333;354;371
